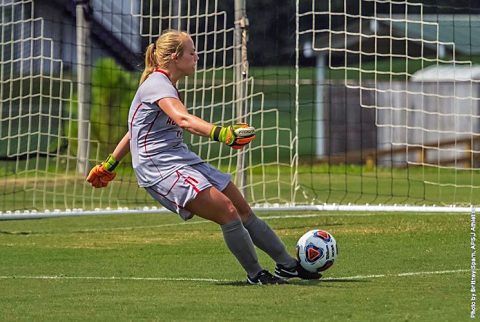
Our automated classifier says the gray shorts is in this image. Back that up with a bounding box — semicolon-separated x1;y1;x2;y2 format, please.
144;163;231;220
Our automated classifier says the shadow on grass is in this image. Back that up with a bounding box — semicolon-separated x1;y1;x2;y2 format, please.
216;278;370;287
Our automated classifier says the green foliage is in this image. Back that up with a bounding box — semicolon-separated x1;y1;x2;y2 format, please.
67;58;138;157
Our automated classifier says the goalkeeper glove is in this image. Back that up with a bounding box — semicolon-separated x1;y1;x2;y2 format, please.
86;154;118;188
210;123;256;149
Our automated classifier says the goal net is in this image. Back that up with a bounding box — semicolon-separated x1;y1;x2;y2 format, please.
0;0;294;217
296;0;480;210
2;0;480;218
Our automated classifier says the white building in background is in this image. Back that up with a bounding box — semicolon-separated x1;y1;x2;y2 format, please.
310;14;480;167
375;65;480;168
5;0;142;75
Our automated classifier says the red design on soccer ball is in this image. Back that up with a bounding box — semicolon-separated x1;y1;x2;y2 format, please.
306;244;323;262
314;230;331;242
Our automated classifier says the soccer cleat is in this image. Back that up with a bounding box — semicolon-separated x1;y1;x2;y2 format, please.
247;270;288;285
274;262;322;280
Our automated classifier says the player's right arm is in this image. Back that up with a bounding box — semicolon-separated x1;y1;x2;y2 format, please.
111;132;131;161
86;132;130;188
157;98;255;149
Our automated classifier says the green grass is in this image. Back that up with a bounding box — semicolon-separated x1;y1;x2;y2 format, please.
0;212;472;321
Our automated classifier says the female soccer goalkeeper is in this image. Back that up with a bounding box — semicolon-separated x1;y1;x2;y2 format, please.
86;30;320;285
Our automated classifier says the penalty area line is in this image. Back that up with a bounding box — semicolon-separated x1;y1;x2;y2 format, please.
321;268;469;281
0;268;469;284
0;275;230;283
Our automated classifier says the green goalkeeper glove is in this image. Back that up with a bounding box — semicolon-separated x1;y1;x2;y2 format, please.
210;123;256;149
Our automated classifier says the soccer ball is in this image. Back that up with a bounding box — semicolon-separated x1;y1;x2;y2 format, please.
296;229;338;273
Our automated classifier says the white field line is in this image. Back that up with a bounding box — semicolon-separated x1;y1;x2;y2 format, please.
0;275;228;283
321;268;469;281
0;268;469;284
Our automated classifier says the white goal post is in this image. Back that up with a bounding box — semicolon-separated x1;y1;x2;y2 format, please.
0;0;296;219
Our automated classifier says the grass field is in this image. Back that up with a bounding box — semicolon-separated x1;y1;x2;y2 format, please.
0;211;473;321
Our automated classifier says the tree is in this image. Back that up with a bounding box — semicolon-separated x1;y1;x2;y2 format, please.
67;58;138;157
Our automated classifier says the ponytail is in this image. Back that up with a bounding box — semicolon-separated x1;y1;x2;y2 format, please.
139;43;156;85
139;30;190;85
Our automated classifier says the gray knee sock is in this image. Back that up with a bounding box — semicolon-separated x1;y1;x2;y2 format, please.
243;213;297;268
221;219;263;277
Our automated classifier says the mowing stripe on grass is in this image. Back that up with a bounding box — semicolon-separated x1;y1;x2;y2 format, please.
72;212;463;233
0;268;469;284
68;214;326;233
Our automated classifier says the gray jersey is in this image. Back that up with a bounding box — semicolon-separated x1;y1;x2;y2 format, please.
128;70;204;187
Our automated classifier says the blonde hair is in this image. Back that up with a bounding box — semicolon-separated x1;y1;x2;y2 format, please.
139;30;190;85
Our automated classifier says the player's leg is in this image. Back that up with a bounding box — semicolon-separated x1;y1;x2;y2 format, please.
221;182;296;266
183;186;260;277
184;186;285;284
222;182;321;280
183;185;238;224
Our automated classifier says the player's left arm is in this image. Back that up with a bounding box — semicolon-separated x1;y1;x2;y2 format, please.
157;97;213;136
157;98;255;149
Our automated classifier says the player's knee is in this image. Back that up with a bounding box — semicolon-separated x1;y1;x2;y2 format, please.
222;199;240;223
231;197;252;221
237;207;253;222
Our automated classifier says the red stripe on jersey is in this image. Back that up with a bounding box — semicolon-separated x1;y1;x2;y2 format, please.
143;111;164;180
130;103;143;137
185;179;200;193
149;171;198;209
150;186;184;210
144;111;160;151
177;171;200;193
154;68;171;80
154;68;182;102
186;176;198;184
